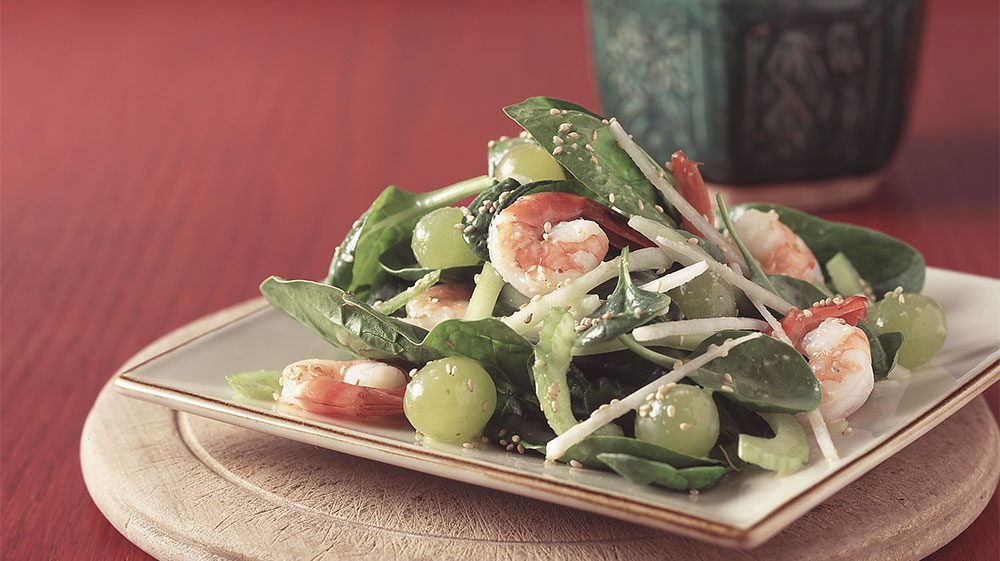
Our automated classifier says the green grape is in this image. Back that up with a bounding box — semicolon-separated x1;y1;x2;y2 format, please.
634;385;719;457
873;293;947;369
667;271;739;319
493;143;566;183
411;207;481;269
404;357;497;443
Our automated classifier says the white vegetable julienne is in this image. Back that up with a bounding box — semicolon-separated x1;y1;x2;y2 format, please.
545;332;762;461
752;297;792;345
638;260;708;293
632;317;769;341
629;215;795;314
804;409;840;462
502;247;670;334
608;119;747;272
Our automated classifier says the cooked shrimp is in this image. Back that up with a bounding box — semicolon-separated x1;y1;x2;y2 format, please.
405;283;472;330
489;192;647;296
801;318;874;422
280;359;406;417
731;209;823;284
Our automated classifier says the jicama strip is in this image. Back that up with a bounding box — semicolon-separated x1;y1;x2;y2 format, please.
751;297;792;346
637;261;707;293
629;215;795;314
503;247;670;334
632;318;769;341
464;263;504;320
608;119;747;272
804;409;840;462
545;332;762;461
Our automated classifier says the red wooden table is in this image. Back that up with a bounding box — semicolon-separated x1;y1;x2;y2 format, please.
2;1;997;559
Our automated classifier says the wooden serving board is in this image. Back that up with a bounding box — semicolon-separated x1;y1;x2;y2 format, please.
81;301;999;561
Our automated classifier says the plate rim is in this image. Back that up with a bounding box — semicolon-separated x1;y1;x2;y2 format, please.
112;268;1000;548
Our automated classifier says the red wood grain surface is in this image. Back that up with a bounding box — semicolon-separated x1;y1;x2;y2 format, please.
2;1;997;559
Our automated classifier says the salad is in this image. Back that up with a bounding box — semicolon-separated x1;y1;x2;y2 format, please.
227;97;947;493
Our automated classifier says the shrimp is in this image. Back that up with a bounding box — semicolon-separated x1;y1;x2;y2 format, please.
279;359;406;417
731;208;823;284
801;318;874;422
405;283;472;330
487;192;649;297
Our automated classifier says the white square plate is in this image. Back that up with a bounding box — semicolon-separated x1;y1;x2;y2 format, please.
114;267;1000;548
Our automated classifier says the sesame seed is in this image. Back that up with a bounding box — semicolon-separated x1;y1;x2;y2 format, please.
609;193;616;203
463;225;475;234
467;378;476;392
637;200;645;211
679;422;692;431
506;443;515;451
898;294;906;304
499;439;508;446
568;132;579;140
644;393;655;402
487;140;496;148
549;108;560;115
569;460;583;468
720;385;734;393
687;237;699;244
654;205;665;213
499;428;508;437
516;444;525;454
601;312;613;320
543;221;552;232
519;130;529;139
499;136;509;141
452;223;464;231
342;254;354;263
352;219;362;229
594;165;603;173
633;306;641;316
408;368;418;377
558;123;572;133
552;136;564;145
552;146;563;155
585;144;594;152
802;309;814;318
462;442;476;449
535;359;547;368
601;118;610;125
481;400;489;412
591;130;598;140
551;400;559;412
722;373;733;383
590;154;599;165
511;434;521;443
666;404;676;417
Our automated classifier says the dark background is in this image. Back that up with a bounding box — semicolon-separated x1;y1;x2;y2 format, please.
2;1;997;559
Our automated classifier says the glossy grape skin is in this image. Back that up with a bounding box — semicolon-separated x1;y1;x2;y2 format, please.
493;143;566;183
668;271;739;319
404;357;497;443
873;293;947;369
634;385;719;457
411;207;481;269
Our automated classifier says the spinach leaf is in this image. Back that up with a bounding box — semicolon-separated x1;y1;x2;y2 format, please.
566;367;637;422
504;97;677;228
689;331;821;413
859;321;903;380
736;203;925;295
326;176;492;299
261;276;437;366
768;275;829;309
596;454;729;491
575;248;672;346
421;318;535;393
572;350;664;388
564;435;721;469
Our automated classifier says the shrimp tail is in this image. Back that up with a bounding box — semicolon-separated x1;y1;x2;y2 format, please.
580;200;655;249
671;150;714;238
285;378;405;417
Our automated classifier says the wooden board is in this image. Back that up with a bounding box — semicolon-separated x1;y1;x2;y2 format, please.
81;301;1000;561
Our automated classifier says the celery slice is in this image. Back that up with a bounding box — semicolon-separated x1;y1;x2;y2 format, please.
738;413;809;474
827;252;875;300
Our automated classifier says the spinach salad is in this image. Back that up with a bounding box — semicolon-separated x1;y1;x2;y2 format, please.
228;97;946;493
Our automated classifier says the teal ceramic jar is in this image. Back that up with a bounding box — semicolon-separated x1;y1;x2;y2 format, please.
588;0;924;195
